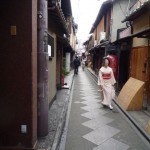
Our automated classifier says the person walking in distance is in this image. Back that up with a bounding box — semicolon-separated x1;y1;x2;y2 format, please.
98;58;116;110
73;56;80;75
81;56;86;71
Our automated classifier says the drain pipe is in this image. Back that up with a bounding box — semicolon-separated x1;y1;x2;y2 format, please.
37;0;48;137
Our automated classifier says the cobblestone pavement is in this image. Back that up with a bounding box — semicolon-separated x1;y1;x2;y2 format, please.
59;67;150;150
37;71;74;150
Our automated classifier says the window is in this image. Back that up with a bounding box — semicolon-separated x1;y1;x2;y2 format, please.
48;34;54;57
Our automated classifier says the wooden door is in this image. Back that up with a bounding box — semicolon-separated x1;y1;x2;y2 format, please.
130;47;148;81
130;46;150;108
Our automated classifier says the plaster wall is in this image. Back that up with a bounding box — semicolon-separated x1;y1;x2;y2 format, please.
111;0;128;42
48;31;57;104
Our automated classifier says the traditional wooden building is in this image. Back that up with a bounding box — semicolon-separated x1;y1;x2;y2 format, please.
88;0;112;74
48;0;70;100
83;35;93;68
85;0;129;81
69;19;78;70
121;0;150;110
116;0;150;134
48;0;76;90
111;0;133;91
0;0;75;149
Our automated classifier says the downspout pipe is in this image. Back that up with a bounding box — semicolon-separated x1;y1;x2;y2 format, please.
37;0;48;137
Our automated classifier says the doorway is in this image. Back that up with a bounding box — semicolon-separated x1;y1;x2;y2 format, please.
118;50;130;91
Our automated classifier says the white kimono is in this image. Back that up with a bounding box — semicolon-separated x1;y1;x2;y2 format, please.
98;66;116;106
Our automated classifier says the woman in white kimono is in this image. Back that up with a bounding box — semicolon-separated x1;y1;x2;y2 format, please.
98;58;116;110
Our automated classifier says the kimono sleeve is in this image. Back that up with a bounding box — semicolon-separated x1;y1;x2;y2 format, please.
110;68;116;85
98;69;104;86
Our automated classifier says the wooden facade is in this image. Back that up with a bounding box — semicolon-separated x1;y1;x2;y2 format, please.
96;16;105;42
86;1;112;74
130;46;150;108
118;0;150;113
121;0;150;133
129;3;150;110
0;1;37;149
130;46;149;81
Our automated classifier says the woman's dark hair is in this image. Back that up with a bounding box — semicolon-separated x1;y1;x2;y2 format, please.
103;57;110;65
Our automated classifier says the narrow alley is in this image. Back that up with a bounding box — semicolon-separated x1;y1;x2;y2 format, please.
1;1;150;150
59;67;150;150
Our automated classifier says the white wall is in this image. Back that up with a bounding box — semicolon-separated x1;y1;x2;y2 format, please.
111;0;128;43
48;31;57;104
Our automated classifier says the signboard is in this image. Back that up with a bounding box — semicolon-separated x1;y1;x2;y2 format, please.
119;27;131;39
48;45;51;57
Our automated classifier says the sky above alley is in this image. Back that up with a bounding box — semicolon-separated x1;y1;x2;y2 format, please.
71;0;106;43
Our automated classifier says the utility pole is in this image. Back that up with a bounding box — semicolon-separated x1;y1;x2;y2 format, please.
37;0;48;137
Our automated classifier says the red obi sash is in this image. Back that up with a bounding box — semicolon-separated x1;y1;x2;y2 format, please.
102;73;111;79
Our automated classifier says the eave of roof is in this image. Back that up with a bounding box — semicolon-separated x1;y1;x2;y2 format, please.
57;35;74;52
90;0;112;34
122;1;150;23
89;41;109;52
48;4;69;36
113;27;150;44
48;0;72;36
61;0;72;17
132;27;150;38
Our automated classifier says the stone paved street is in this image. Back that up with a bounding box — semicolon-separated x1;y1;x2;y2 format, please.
59;67;150;150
